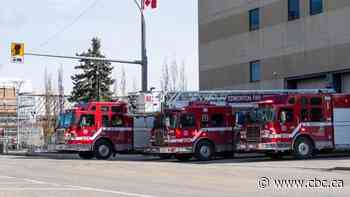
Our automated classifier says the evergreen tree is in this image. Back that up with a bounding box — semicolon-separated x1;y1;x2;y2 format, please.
69;37;114;102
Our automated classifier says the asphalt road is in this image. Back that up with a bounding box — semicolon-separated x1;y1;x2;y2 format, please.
0;154;350;197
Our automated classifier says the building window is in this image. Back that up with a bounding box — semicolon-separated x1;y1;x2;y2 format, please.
310;0;323;15
250;61;261;82
210;114;225;127
288;0;300;21
249;8;260;31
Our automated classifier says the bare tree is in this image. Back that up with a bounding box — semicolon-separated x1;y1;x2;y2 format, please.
120;66;126;96
170;59;178;91
132;77;138;92
160;58;170;92
113;78;119;97
179;60;188;91
44;68;54;144
58;65;64;113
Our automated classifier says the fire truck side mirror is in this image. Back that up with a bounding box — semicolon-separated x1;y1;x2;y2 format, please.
165;118;170;128
280;111;287;124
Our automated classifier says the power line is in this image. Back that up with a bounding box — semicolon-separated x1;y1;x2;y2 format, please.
34;0;100;50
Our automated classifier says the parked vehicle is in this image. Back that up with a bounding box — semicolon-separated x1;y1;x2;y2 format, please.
241;93;350;159
54;100;154;160
53;89;350;161
146;102;236;161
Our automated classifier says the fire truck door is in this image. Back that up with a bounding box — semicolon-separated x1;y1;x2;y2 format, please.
79;114;97;135
278;108;296;134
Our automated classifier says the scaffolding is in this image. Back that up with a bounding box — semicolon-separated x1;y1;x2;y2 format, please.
17;93;72;149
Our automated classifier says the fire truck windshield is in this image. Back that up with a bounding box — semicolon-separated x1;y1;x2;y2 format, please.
256;107;275;123
58;112;75;128
243;108;275;124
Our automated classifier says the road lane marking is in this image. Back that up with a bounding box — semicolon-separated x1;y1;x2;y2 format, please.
22;178;47;184
0;188;84;191
0;176;15;179
0;182;46;185
70;185;157;197
0;176;157;197
0;186;157;197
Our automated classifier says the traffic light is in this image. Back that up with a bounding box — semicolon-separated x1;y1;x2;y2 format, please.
11;42;24;63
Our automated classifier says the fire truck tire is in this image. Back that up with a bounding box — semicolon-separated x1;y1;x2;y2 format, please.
94;140;113;160
195;140;215;161
175;154;192;161
293;136;314;159
78;152;95;160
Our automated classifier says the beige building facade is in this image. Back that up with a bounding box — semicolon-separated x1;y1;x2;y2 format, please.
199;0;350;92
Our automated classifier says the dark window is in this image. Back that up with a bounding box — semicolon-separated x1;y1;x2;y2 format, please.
201;114;209;127
288;97;296;104
250;61;261;82
301;109;309;121
310;0;323;15
79;114;95;127
102;115;110;127
91;106;96;111
180;114;196;128
310;97;322;105
101;106;109;112
111;115;124;127
279;109;294;123
288;0;300;21
112;106;122;113
310;108;323;121
249;8;260;31
301;97;308;105
211;114;225;127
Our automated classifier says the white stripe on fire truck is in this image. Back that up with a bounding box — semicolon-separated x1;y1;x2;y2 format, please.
166;127;234;143
200;127;233;132
290;122;332;138
72;127;148;141
102;127;133;131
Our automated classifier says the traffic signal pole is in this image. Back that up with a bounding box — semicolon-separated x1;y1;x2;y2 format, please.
24;0;149;92
140;0;148;93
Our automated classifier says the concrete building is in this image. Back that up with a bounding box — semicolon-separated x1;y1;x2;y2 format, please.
199;0;350;92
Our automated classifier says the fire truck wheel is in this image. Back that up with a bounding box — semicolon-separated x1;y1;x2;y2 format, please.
293;137;314;159
175;154;192;161
94;140;113;160
195;140;214;161
78;152;95;160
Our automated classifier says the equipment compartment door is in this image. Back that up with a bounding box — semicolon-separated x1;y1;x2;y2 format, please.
333;108;350;148
133;117;153;149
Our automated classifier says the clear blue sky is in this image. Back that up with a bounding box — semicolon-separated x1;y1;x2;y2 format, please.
0;0;198;93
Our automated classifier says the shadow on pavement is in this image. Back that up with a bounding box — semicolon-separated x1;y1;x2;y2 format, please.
4;152;350;167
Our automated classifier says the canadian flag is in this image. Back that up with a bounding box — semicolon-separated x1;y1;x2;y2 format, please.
143;0;157;9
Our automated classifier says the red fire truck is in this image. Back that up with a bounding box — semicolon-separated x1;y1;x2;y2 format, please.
147;102;236;161
54;100;155;159
241;93;350;159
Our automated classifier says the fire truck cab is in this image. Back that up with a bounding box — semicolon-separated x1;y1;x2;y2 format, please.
54;101;154;160
147;102;235;161
246;93;350;159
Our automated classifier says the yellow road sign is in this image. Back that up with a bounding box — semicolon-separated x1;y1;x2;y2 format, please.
11;43;24;63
